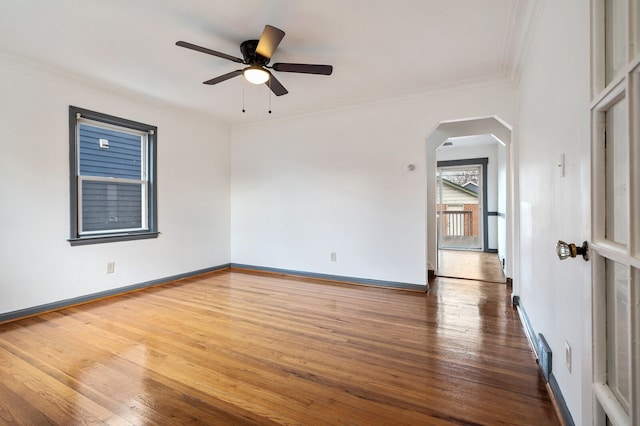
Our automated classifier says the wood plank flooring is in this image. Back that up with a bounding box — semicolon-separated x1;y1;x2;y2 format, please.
438;250;506;283
0;270;558;425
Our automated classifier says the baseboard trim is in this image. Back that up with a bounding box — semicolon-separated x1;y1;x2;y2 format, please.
230;263;427;292
516;301;538;357
511;293;519;307
516;302;575;426
549;373;575;426
0;264;231;324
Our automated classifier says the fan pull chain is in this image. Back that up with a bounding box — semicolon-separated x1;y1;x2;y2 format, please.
268;80;272;114
242;83;246;113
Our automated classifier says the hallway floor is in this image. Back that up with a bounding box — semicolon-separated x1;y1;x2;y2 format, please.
438;249;506;283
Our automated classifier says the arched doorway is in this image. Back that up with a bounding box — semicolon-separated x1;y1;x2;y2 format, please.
425;116;514;287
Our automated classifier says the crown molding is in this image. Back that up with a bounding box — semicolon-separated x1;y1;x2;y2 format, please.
501;0;547;84
233;76;517;130
0;50;228;126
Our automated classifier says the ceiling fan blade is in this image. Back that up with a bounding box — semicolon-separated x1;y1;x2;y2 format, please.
272;63;333;75
265;70;288;96
203;70;243;85
176;41;244;64
255;25;285;59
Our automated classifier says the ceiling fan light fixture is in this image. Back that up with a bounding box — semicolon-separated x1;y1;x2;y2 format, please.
176;24;332;97
243;66;270;84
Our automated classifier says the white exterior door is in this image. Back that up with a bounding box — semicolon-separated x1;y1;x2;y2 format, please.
590;0;639;424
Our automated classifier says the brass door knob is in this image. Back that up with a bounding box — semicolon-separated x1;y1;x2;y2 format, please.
556;240;589;261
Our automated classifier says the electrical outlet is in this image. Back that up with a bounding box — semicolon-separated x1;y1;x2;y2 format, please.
330;252;337;262
106;262;115;274
565;341;571;373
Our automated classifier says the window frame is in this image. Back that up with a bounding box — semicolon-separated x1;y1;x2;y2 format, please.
68;106;158;246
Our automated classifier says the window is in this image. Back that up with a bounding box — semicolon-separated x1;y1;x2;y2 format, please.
69;106;158;245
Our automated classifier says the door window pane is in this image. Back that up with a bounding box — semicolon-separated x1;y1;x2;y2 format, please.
605;98;629;245
605;0;628;84
606;259;631;413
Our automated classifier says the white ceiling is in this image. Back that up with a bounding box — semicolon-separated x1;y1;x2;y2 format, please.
0;0;539;125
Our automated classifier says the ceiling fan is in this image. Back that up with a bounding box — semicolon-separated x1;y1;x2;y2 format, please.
176;25;333;96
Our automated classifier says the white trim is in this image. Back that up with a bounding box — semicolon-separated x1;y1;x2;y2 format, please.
593;383;630;425
79;176;145;185
79;227;146;236
78;177;83;233
631;64;640;262
77;175;148;236
591;241;630;264
591;77;626;111
591;89;628;248
591;0;605;98
630;46;640;426
590;0;639;423
77;117;148;137
500;0;547;84
591;56;640;109
634;1;640;58
75;118;150;236
631;267;640;426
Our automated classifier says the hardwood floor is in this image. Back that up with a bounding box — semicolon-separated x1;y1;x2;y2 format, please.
0;270;558;425
438;250;506;283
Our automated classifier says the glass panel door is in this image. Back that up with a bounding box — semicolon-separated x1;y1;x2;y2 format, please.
604;97;629;245
591;0;639;424
436;165;482;251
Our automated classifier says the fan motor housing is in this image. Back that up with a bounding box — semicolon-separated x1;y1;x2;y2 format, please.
240;40;268;65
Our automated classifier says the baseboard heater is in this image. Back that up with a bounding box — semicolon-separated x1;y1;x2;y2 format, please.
537;333;552;382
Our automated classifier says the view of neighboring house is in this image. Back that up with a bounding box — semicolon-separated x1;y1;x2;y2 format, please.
462;181;478;194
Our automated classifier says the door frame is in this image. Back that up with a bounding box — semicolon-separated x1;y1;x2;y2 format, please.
437;158;489;252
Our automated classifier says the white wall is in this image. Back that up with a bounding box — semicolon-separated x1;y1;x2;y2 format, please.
497;143;507;271
0;56;231;315
231;83;516;285
516;0;591;423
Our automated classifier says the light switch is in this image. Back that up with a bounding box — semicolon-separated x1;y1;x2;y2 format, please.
557;153;565;177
